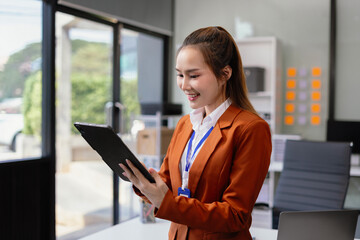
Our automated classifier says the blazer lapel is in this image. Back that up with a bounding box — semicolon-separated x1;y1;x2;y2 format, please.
169;120;193;192
187;104;240;195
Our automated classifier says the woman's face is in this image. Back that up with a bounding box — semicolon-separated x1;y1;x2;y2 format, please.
176;46;227;115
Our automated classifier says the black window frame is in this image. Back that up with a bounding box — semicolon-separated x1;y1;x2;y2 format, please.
326;0;360;153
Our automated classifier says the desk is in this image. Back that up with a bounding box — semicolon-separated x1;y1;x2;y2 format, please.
79;217;277;240
79;218;170;240
80;217;360;240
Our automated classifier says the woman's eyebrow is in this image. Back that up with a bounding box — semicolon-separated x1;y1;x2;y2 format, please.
175;68;200;73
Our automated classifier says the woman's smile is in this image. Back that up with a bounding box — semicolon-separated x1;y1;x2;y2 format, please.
186;92;200;101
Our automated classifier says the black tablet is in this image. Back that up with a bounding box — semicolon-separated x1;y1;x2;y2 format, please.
74;122;155;183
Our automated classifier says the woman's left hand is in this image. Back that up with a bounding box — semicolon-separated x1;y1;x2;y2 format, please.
119;160;169;208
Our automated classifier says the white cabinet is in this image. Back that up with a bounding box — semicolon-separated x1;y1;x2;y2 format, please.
237;37;282;134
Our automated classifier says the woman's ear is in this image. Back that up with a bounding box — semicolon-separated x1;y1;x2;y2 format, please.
222;65;232;82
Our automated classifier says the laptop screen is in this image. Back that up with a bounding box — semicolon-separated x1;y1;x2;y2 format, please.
277;210;358;240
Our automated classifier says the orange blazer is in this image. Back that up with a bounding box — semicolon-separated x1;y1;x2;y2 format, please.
153;104;271;240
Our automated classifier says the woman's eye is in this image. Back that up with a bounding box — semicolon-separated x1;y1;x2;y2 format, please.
190;75;199;79
177;74;183;78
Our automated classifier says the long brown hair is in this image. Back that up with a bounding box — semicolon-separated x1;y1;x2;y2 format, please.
178;26;257;115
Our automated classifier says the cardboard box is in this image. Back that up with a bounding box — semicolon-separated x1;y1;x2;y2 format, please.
137;127;174;155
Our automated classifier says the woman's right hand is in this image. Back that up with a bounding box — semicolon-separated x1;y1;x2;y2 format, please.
119;160;169;208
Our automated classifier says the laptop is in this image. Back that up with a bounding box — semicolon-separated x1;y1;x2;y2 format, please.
277;209;358;240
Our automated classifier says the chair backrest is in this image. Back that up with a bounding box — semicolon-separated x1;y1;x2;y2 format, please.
272;140;352;228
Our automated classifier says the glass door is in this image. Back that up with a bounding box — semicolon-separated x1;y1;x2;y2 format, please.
117;27;165;222
54;12;167;239
55;12;114;239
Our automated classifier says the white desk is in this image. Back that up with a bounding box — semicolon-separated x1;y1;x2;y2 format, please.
80;217;360;240
79;217;277;240
79;218;171;240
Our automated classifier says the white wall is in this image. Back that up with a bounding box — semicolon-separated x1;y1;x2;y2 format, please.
335;0;360;121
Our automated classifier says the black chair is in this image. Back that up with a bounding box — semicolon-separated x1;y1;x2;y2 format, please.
272;140;352;229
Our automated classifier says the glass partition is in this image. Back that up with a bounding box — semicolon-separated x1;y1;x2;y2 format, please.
55;14;167;239
117;28;165;222
55;12;113;239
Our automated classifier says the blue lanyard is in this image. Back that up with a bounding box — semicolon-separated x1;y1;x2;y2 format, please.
185;126;214;172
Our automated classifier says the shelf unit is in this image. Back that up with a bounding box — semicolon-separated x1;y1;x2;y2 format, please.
237;37;283;208
236;37;282;134
237;38;283;228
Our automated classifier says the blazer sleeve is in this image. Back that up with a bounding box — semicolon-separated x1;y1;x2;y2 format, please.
155;119;272;233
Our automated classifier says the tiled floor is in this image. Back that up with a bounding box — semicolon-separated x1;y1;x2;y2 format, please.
56;161;140;240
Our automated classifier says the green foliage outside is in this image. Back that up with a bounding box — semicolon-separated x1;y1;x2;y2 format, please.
70;72;111;134
71;40;111;76
121;78;140;132
0;42;41;100
22;71;42;137
17;39;140;137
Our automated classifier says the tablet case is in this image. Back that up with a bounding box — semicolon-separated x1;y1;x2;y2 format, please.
74;122;155;183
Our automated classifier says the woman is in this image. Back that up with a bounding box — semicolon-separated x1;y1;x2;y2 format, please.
120;26;272;240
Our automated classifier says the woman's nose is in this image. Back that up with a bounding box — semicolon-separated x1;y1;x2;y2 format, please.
181;77;190;90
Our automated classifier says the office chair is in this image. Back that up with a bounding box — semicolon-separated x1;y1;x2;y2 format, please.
272;140;352;229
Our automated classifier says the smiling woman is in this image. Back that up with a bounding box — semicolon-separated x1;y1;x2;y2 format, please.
121;26;272;240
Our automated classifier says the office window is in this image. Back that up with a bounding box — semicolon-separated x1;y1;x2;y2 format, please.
119;28;164;134
54;14;167;239
117;28;165;222
55;12;113;239
0;0;42;161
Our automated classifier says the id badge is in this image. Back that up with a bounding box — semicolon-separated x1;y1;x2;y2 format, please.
178;187;191;198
